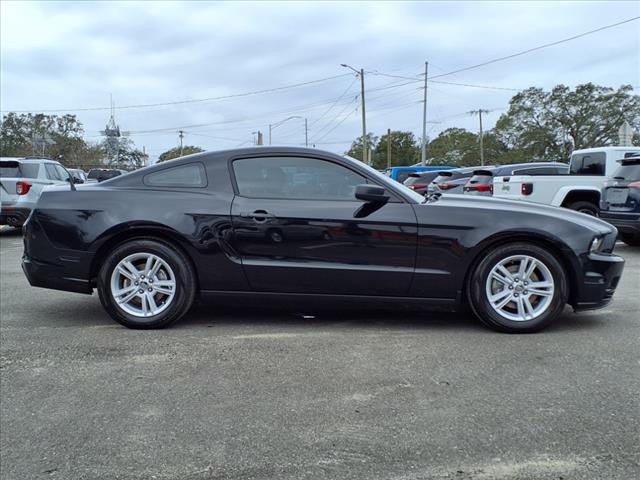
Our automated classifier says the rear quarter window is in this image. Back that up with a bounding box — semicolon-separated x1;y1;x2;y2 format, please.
570;152;606;175
144;163;207;187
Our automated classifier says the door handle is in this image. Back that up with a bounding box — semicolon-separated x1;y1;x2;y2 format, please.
240;210;275;222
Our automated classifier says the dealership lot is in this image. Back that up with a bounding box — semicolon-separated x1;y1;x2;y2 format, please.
1;226;638;479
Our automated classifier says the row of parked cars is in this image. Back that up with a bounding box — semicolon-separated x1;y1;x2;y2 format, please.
0;157;126;227
397;147;640;246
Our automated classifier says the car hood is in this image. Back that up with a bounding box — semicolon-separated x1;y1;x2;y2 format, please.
424;193;615;235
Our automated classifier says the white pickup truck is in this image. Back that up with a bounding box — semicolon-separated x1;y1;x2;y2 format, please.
493;147;640;215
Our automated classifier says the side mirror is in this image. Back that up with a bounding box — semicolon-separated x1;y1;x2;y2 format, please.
73;177;83;184
355;184;389;204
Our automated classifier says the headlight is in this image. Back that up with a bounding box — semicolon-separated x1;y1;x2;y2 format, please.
590;236;604;253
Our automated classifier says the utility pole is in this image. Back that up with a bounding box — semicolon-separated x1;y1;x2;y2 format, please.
360;68;367;164
341;64;367;164
387;128;391;169
305;118;308;147
469;109;489;165
421;61;428;165
178;130;185;157
257;131;264;145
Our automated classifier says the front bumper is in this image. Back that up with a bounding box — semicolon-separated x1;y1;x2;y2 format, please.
572;251;625;311
0;207;31;227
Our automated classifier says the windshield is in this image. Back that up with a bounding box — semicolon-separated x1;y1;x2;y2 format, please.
613;163;640;180
87;169;102;179
344;156;426;203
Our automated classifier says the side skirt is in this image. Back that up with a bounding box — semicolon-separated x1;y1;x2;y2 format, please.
199;290;459;312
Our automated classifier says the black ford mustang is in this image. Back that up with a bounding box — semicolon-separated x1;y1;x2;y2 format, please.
22;147;624;332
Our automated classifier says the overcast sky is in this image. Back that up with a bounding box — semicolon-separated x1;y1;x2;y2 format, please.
1;0;639;163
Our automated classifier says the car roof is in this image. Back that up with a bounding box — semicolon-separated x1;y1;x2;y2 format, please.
572;147;640;154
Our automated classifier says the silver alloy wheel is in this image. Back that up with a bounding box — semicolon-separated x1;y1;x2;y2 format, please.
485;254;555;322
110;252;176;318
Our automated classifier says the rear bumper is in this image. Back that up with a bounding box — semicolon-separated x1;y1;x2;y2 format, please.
571;251;625;311
0;207;31;226
22;255;93;294
21;212;94;295
599;212;640;235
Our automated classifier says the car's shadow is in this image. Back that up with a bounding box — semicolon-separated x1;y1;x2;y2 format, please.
20;293;610;334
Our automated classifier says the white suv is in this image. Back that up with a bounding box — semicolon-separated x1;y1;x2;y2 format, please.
0;157;72;227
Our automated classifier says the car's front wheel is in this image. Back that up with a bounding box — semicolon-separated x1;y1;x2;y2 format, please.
467;243;568;333
97;239;196;328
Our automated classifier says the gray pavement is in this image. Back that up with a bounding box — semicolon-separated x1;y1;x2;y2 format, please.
1;225;639;479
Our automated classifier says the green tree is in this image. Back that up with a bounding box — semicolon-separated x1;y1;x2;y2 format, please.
0;112;103;167
345;133;377;163
158;146;205;162
494;83;640;161
427;128;480;166
104;137;148;170
372;130;420;169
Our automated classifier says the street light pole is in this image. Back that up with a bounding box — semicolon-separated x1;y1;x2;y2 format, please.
341;64;367;164
269;116;303;145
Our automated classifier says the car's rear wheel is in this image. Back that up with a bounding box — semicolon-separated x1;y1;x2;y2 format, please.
97;239;196;328
619;233;640;247
566;201;598;216
467;243;568;333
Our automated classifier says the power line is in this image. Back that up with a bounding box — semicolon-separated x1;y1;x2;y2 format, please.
308;77;358;129
309;95;360;142
312;106;359;144
428;16;640;79
1;73;353;113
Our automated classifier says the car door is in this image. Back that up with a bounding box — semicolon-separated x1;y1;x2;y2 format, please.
229;154;418;296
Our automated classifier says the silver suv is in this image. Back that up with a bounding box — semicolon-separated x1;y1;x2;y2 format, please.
0;157;72;227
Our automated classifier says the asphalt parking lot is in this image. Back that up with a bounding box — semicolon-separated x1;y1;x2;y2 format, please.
0;226;638;480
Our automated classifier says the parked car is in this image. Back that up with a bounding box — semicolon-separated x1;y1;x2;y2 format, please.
384;165;455;183
68;168;87;184
493;147;640;215
0;157;72;227
87;168;126;183
403;171;441;195
600;154;640;246
21;147;624;333
427;167;479;194
464;162;568;196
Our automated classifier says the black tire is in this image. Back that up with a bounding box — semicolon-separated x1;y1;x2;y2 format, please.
97;239;196;329
467;242;568;333
619;233;640;247
566;201;598;216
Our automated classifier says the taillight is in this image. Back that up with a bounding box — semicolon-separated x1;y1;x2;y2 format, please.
629;181;640;189
16;181;32;195
521;183;533;195
439;183;455;190
475;184;492;192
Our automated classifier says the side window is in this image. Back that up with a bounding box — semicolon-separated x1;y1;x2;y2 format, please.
55;165;70;181
570;152;606;175
44;164;61;180
233;156;366;200
144;163;207;187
